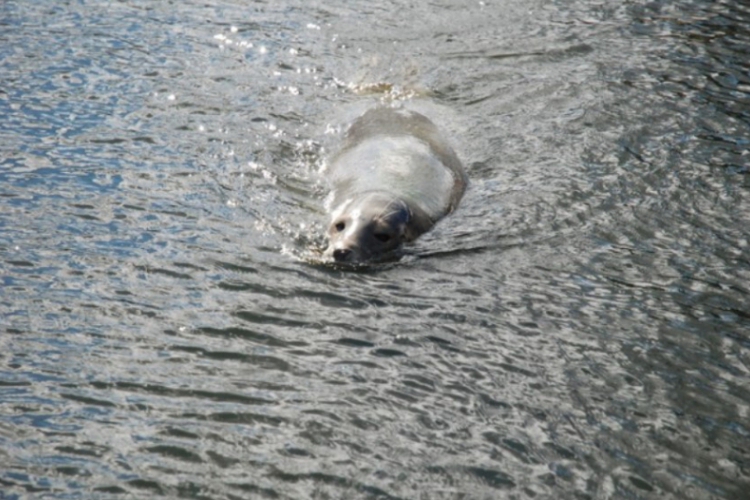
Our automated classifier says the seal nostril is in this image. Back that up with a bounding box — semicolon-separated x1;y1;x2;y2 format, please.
333;248;352;262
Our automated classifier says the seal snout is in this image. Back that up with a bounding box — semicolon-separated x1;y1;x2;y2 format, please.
332;248;353;262
329;241;365;264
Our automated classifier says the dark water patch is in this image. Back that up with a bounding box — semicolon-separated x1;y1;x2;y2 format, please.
145;444;204;464
372;348;407;358
498;362;538;378
195;326;297;348
5;260;36;268
88;379;270;404
135;266;193;280
180;411;286;427
233;309;318;330
54;444;107;458
465;466;517;489
401;379;436;395
160;427;200;440
335;337;376;348
93;485;128;494
127;478;164;494
59;393;117;408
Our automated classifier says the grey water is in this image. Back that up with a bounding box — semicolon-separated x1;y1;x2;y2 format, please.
1;0;748;498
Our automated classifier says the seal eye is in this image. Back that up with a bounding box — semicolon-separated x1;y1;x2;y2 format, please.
335;222;345;232
374;233;391;243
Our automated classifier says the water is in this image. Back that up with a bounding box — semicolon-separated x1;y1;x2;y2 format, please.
1;0;748;498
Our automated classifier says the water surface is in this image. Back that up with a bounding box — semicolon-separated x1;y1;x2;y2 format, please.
1;0;748;498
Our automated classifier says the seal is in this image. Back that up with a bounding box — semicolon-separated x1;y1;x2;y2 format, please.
323;107;467;264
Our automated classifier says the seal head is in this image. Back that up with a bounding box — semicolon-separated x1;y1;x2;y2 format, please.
325;191;432;264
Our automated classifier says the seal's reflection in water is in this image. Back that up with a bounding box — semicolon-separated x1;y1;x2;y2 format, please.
322;107;467;265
